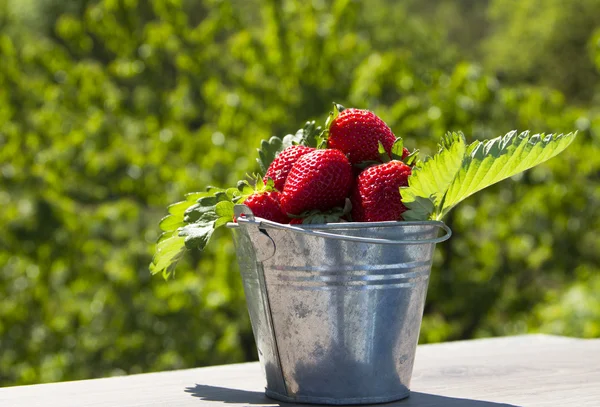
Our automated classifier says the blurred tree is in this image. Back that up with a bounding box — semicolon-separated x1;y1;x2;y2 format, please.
484;0;600;102
0;0;598;386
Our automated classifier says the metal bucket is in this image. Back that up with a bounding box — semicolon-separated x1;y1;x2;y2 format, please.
228;205;451;405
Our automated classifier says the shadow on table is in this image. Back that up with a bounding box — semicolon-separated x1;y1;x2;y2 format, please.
405;392;520;406
184;384;521;406
185;384;275;405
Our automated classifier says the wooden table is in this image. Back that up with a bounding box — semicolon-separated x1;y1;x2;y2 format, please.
1;335;599;406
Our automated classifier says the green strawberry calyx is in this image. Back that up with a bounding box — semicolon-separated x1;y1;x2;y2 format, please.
316;102;346;149
257;121;323;173
354;137;419;169
289;198;353;224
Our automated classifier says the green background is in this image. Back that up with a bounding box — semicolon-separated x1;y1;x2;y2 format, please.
1;0;599;386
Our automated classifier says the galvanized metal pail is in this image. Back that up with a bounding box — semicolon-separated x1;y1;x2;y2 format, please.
228;205;451;405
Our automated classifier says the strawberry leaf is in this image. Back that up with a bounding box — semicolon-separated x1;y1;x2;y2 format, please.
288;121;322;148
149;235;187;279
158;214;184;233
257;136;284;174
215;201;234;217
150;192;206;278
257;121;323;173
401;131;467;220
214;217;232;228
151;187;240;279
401;130;577;221
226;187;240;201
401;196;436;221
438;130;577;219
179;223;216;251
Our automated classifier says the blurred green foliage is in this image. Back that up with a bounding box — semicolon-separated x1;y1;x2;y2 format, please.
1;0;599;386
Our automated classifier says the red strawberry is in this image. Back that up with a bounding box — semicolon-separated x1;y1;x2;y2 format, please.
351;161;412;222
281;149;353;215
327;106;397;164
264;145;315;191
244;191;290;223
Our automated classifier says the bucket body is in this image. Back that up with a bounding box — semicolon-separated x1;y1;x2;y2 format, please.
230;208;449;405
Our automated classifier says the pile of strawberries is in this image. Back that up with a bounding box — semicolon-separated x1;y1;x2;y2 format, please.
244;106;415;224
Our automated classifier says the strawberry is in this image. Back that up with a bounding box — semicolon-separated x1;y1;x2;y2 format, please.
327;105;397;165
280;149;353;215
244;191;290;224
351;161;412;222
264;145;315;191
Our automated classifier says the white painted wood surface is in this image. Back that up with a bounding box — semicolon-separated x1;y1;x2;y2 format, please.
1;335;599;407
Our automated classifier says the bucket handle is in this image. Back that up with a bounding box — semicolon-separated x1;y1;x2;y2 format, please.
231;205;452;245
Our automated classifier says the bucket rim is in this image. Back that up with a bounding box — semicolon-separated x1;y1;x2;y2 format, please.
228;205;451;245
227;219;447;230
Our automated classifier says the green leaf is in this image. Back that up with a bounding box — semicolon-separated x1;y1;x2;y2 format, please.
160;194;207;232
390;137;404;161
318;103;344;149
185;192;206;201
214;191;230;202
401;196;436;221
325;103;343;128
226;187;240;201
401;132;467;220
237;180;255;196
150;235;186;278
198;195;218;206
257;136;283;174
255;176;265;191
215;201;234;218
157;229;178;244
263;177;276;191
214;217;232;228
404;149;420;166
179;223;216;251
184;202;217;223
292;198;352;224
168;200;196;217
152;187;237;278
282;121;322;148
401;130;577;221
256;121;324;173
281;127;305;147
439;131;577;218
158;215;184;232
